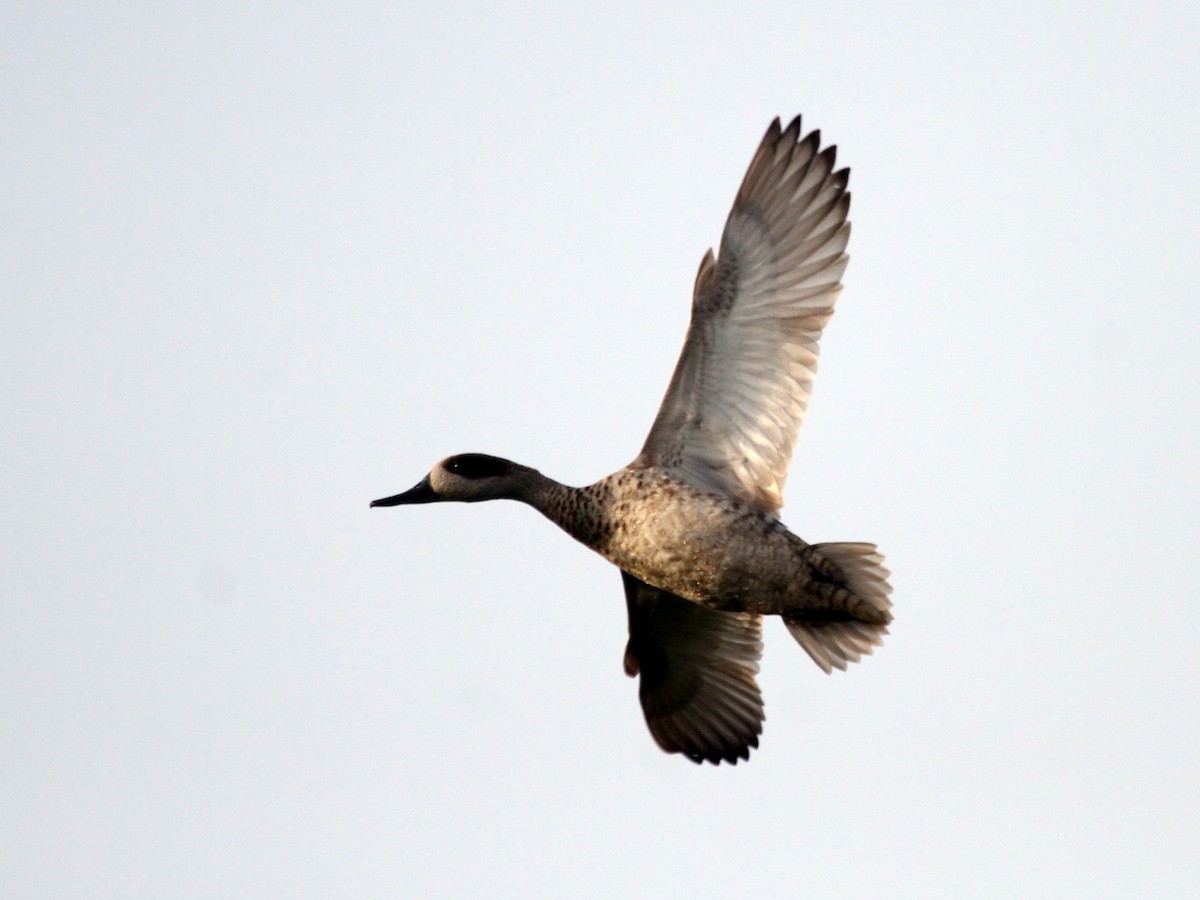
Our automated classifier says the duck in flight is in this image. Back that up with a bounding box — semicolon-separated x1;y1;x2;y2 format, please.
373;116;892;765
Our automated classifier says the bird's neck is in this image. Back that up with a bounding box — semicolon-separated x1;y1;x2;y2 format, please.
518;473;614;552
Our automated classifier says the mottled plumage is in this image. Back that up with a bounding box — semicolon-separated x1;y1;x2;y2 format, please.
373;117;892;765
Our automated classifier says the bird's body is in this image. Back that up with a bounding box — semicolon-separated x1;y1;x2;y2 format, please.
523;463;886;623
374;116;892;764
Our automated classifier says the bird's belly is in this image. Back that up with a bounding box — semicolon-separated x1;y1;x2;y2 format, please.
600;503;801;611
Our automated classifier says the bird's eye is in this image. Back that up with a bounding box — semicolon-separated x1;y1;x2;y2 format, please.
446;454;509;479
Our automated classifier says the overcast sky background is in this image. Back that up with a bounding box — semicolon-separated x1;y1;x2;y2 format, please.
4;3;1198;897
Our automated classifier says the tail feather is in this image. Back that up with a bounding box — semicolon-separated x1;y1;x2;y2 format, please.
785;542;893;674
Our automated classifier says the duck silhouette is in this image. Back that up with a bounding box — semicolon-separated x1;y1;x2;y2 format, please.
373;116;891;765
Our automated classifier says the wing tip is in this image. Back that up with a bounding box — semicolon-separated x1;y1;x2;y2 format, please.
694;248;716;298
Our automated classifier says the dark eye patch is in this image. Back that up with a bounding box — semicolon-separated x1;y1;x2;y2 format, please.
445;454;510;479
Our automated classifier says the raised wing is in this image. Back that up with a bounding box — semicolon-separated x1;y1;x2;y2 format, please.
637;116;851;513
621;571;764;765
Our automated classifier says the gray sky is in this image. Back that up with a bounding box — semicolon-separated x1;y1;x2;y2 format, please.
4;2;1198;897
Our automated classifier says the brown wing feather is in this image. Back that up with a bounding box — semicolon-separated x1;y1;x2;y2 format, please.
637;116;851;513
621;571;764;765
